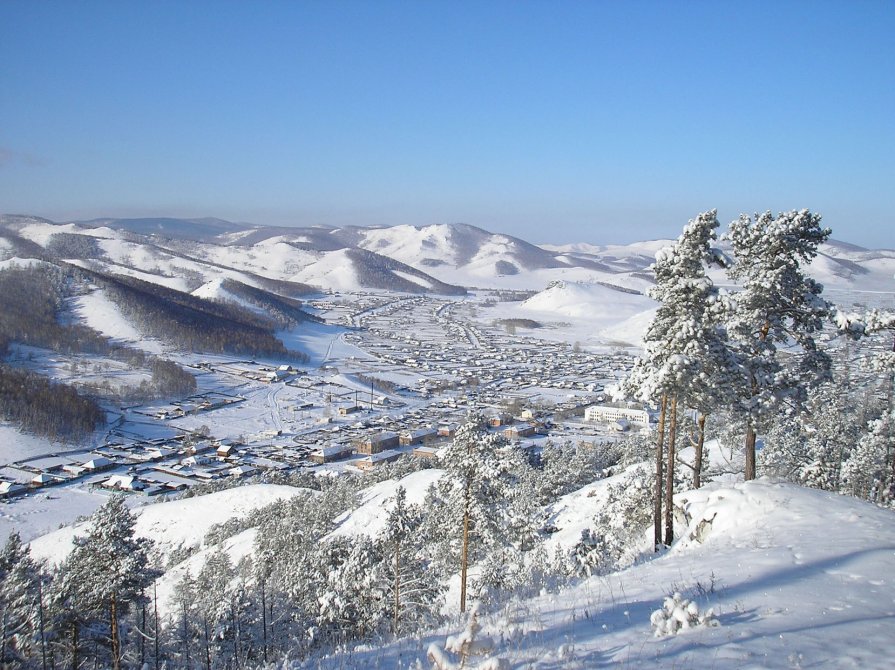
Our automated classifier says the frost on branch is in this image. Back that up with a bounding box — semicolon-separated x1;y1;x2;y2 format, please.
427;604;508;669
650;592;718;637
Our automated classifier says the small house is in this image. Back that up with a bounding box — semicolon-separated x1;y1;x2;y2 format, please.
309;444;354;464
399;427;438;446
357;431;399;455
103;474;146;492
503;424;536;440
82;457;113;472
0;481;25;498
31;473;60;488
355;449;402;471
412;445;439;460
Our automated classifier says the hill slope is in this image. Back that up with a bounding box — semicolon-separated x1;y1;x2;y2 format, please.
315;478;895;668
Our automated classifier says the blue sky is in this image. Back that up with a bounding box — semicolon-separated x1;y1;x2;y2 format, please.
1;1;893;247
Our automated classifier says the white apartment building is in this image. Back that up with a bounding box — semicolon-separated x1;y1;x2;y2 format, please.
584;403;651;429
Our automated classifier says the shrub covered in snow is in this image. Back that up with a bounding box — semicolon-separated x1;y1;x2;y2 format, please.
427;604;508;670
650;592;718;637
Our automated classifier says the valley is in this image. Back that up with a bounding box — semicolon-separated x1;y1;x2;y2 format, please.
0;286;637;541
0;214;892;669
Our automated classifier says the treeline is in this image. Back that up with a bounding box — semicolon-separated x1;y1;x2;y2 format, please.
0;365;105;441
220;279;323;329
82;269;308;361
149;358;197;397
347;248;467;296
45;232;105;260
354;372;399;395
0;262;311;361
0;265;107;355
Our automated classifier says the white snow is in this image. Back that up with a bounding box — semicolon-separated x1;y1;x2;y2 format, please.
317;478;895;669
328;469;443;540
27;483;307;566
358;224;459;267
71;288;164;353
291;249;361;291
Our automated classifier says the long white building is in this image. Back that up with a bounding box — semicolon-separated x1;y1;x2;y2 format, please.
584;403;651;429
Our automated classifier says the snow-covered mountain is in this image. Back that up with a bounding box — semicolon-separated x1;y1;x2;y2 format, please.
2;214;892;347
3;214;892;298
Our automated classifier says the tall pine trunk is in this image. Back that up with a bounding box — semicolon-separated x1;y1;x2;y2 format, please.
70;621;79;670
203;617;211;670
393;540;401;634
153;584;160;670
745;321;771;481
110;595;121;670
140;601;146;668
664;396;678;546
260;579;268;664
745;423;757;481
654;394;667;551
37;575;48;670
460;482;471;613
693;413;706;489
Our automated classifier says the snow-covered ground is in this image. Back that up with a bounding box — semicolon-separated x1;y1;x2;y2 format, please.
0;485;108;543
327;468;443;540
15;440;895;668
28;484;307;566
313;479;895;669
71;288;165;353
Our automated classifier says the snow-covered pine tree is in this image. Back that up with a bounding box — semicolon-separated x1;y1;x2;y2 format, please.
725;209;832;480
501;448;542;553
168;568;197;669
842;413;892;502
195;545;237;669
624;210;737;545
250;483;358;653
378;485;441;635
799;383;865;491
842;308;895;495
430;411;508;612
313;535;388;643
0;532;42;666
50;550;96;670
65;495;157;670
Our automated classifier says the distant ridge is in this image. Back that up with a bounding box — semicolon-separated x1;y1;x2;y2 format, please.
1;213;892;296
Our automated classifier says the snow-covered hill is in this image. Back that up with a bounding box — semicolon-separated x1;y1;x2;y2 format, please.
27;483;307;566
315;478;895;669
3;214;892;300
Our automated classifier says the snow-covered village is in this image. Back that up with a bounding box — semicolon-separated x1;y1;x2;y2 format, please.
2;3;894;669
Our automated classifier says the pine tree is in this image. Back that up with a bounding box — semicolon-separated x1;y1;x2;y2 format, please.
799;383;864;491
0;532;42;666
378;486;442;635
726;209;832;480
195;546;236;669
313;535;387;642
169;568;197;669
842;413;892;501
64;495;157;670
381;486;417;635
432;411;508;612
624;210;737;545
